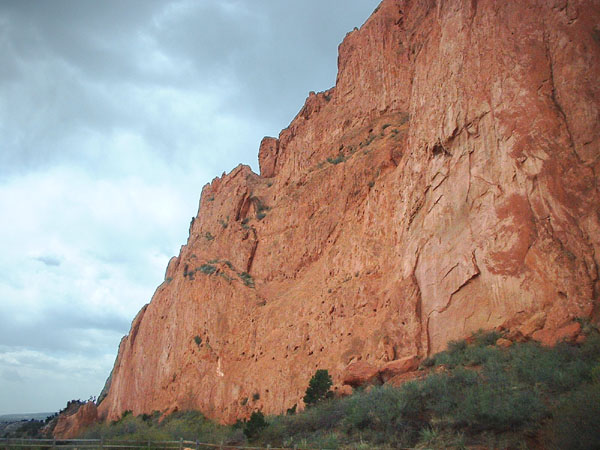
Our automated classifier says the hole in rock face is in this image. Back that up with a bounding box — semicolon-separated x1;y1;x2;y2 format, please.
432;142;446;156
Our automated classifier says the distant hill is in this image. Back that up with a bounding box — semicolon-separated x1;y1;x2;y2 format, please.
0;412;55;423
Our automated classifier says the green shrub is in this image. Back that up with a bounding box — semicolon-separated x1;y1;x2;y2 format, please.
509;341;589;392
547;383;600;450
456;381;547;431
303;369;333;407
194;336;202;346
448;338;468;353
471;329;502;347
422;368;478;419
239;272;254;288
243;411;267;440
254;200;270;220
420;356;435;368
274;397;348;441
343;386;404;434
463;344;503;366
580;330;600;360
591;364;600;383
327;154;346;165
198;264;216;275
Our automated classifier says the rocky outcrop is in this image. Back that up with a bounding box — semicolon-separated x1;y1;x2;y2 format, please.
52;402;97;439
97;0;600;425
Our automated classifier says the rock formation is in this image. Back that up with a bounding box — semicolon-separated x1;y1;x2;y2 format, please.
96;0;600;425
47;401;98;439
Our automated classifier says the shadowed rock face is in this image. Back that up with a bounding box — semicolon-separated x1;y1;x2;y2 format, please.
97;0;600;424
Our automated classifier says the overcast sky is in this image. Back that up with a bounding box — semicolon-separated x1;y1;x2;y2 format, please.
0;0;381;415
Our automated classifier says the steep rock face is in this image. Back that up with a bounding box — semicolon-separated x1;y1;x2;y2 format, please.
98;0;600;424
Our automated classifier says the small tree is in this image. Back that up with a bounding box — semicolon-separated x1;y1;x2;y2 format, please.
303;369;333;407
243;411;267;440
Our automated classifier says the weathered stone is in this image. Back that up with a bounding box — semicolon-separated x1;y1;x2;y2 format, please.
495;338;513;349
258;137;280;178
379;356;420;382
342;361;381;388
518;312;548;337
533;322;582;347
386;370;427;387
334;384;354;398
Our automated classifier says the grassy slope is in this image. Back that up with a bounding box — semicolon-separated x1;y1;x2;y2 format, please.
80;327;600;449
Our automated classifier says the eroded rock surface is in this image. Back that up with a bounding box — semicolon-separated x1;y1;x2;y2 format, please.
53;402;97;439
97;0;600;424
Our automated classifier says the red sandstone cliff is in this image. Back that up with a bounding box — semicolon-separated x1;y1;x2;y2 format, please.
96;0;600;424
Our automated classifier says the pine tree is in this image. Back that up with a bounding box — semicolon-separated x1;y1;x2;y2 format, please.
303;369;333;407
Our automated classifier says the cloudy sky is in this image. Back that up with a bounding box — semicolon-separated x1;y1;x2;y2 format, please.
0;0;381;415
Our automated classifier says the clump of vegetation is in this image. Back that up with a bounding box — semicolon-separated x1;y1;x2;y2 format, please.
250;198;270;221
303;369;333;407
256;207;269;220
83;410;233;444
6;420;46;438
239;272;254;288
548;381;600;449
327;154;346;165
193;336;202;347
198;264;217;275
243;411;267;440
359;133;377;148
204;231;214;241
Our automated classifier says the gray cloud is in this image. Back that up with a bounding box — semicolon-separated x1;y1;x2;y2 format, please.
0;307;130;355
1;368;24;383
34;256;61;267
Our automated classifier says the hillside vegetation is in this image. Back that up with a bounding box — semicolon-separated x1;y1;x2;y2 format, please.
81;327;600;449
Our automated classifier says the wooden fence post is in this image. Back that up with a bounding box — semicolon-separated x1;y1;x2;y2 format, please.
179;437;183;450
195;439;199;450
100;437;104;449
